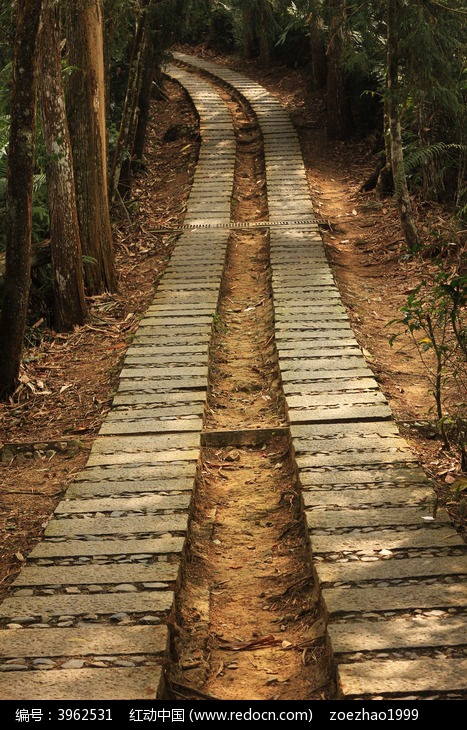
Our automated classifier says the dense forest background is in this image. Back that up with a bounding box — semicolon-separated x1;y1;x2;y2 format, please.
0;0;465;456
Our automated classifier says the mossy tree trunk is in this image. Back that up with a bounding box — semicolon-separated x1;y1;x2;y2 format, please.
387;0;420;253
39;0;88;331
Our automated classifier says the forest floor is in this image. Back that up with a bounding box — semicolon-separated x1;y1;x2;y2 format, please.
0;48;465;614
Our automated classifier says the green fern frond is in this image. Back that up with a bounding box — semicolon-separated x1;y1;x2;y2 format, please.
457;202;467;222
33;172;47;194
0;114;9;156
404;142;466;174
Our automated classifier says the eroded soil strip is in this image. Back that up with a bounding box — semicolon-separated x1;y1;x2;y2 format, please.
166;76;334;701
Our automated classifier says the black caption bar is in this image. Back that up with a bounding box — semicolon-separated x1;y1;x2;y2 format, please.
1;701;461;727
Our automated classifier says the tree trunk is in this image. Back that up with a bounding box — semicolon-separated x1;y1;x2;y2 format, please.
0;0;43;399
257;1;272;67
39;0;88;331
66;0;116;294
376;80;394;196
119;48;146;195
103;0;119;125
109;4;148;204
241;5;255;60
326;0;353;139
309;10;327;91
387;0;420;253
132;33;158;168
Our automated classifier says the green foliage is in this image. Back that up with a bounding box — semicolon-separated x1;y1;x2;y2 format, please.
402;139;467;204
404;142;466;177
175;0;292;60
386;0;466;208
436;270;467;358
274;1;311;66
0;115;8;158
106;0;186;129
208;3;236;52
0;59;12;112
388;263;466;452
31;197;50;244
0;0;14;72
0;111;49;250
173;0;214;44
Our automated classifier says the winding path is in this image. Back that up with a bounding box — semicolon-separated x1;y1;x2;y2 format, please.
0;54;465;701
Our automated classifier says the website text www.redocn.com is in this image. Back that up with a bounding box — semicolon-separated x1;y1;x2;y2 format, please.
189;709;313;723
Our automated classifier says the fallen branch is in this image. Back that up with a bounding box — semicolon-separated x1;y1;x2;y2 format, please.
219;634;282;652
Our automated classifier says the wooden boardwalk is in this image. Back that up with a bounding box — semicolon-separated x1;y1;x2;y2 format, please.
0;54;465;701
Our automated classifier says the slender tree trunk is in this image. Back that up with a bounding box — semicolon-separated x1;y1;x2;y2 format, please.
257;2;272;67
103;0;119;126
66;0;116;294
0;0;43;399
39;0;87;331
309;10;327;91
109;3;149;204
132;31;159;167
326;0;353;139
240;0;273;65
119;48;146;195
376;78;394;196
241;5;255;60
387;0;420;253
